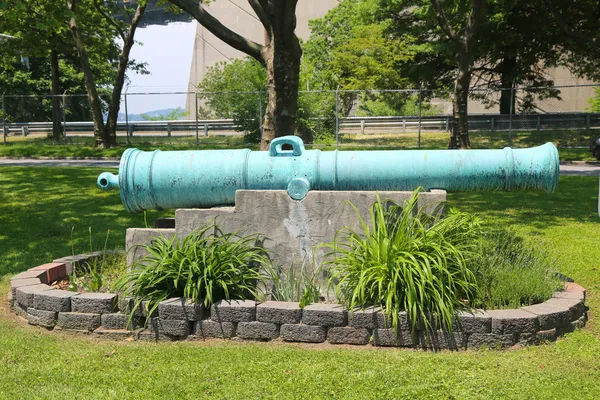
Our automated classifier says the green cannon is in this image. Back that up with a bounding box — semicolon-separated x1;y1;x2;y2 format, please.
97;136;559;213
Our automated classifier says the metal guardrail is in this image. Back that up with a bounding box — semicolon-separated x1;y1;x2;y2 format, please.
4;113;600;137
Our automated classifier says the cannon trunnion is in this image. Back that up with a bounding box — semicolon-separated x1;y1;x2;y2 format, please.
98;136;559;213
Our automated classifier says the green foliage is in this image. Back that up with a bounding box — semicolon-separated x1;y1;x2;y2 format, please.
266;262;322;308
198;58;337;142
140;107;188;121
326;190;480;333
587;87;600;113
197;59;265;143
470;228;563;309
116;223;269;321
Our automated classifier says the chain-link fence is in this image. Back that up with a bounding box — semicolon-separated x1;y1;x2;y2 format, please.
2;84;599;150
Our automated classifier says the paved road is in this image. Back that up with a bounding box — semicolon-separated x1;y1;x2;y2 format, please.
1;157;599;176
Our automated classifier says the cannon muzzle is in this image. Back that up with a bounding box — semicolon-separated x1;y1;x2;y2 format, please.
99;136;559;213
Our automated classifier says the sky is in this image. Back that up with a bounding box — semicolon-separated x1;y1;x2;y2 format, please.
125;21;196;114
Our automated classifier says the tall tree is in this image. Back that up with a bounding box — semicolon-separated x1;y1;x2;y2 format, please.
66;0;147;148
0;0;124;139
430;0;484;149
167;0;302;150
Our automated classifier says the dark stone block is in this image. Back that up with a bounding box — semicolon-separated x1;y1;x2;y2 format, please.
256;301;302;324
302;304;347;327
237;321;279;341
327;327;370;345
280;324;326;343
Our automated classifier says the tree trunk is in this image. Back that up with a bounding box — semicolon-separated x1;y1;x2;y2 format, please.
67;2;105;146
103;4;146;148
49;49;62;141
499;56;517;115
450;51;472;149
260;37;301;150
259;3;302;151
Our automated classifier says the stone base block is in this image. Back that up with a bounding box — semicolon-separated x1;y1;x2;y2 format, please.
15;284;54;308
347;307;379;329
237;321;279;341
159;298;203;321
11;278;42;297
71;293;117;314
417;330;466;351
467;333;516;350
373;329;416;347
27;308;57;328
257;301;302;324
150;318;190;337
327;327;370;345
101;313;141;330
281;324;326;343
455;310;492;334
194;320;237;338
211;300;256;322
10;270;48;284
57;312;101;331
488;309;539;335
302;304;347;327
34;291;78;312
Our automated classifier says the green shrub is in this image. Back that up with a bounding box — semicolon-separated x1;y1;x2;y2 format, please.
325;190;481;333
469;228;562;309
116;224;269;320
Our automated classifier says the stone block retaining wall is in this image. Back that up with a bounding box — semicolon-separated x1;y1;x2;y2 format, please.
7;254;588;350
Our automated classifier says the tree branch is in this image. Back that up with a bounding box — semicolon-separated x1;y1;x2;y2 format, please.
94;0;126;42
546;0;589;42
168;0;263;63
431;0;457;42
466;0;484;41
248;0;271;33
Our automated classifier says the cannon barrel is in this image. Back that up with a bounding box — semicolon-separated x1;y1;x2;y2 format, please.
98;136;559;213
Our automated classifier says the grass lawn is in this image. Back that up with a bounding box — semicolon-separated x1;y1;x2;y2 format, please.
0;168;599;398
1;128;597;161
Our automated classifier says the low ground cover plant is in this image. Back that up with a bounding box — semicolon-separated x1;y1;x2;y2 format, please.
469;228;562;309
116;223;269;320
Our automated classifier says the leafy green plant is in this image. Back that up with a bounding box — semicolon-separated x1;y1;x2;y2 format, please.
325;190;481;333
266;261;322;308
116;223;269;321
469;228;563;309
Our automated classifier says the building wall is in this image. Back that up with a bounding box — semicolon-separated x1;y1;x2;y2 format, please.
186;1;596;117
185;0;340;115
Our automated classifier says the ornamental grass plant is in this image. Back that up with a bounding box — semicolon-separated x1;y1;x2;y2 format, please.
116;223;269;321
469;228;562;309
325;190;482;333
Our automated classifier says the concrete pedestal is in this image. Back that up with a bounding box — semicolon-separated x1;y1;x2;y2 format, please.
126;190;446;270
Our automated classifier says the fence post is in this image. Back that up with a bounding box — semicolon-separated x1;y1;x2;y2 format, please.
62;94;67;144
586;114;591;130
536;115;541;131
259;89;263;141
204;124;209;137
2;95;6;145
508;87;514;147
417;89;422;149
124;93;130;144
195;93;199;147
335;89;339;147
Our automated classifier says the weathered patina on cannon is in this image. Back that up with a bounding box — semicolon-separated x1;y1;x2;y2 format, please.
97;136;559;213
